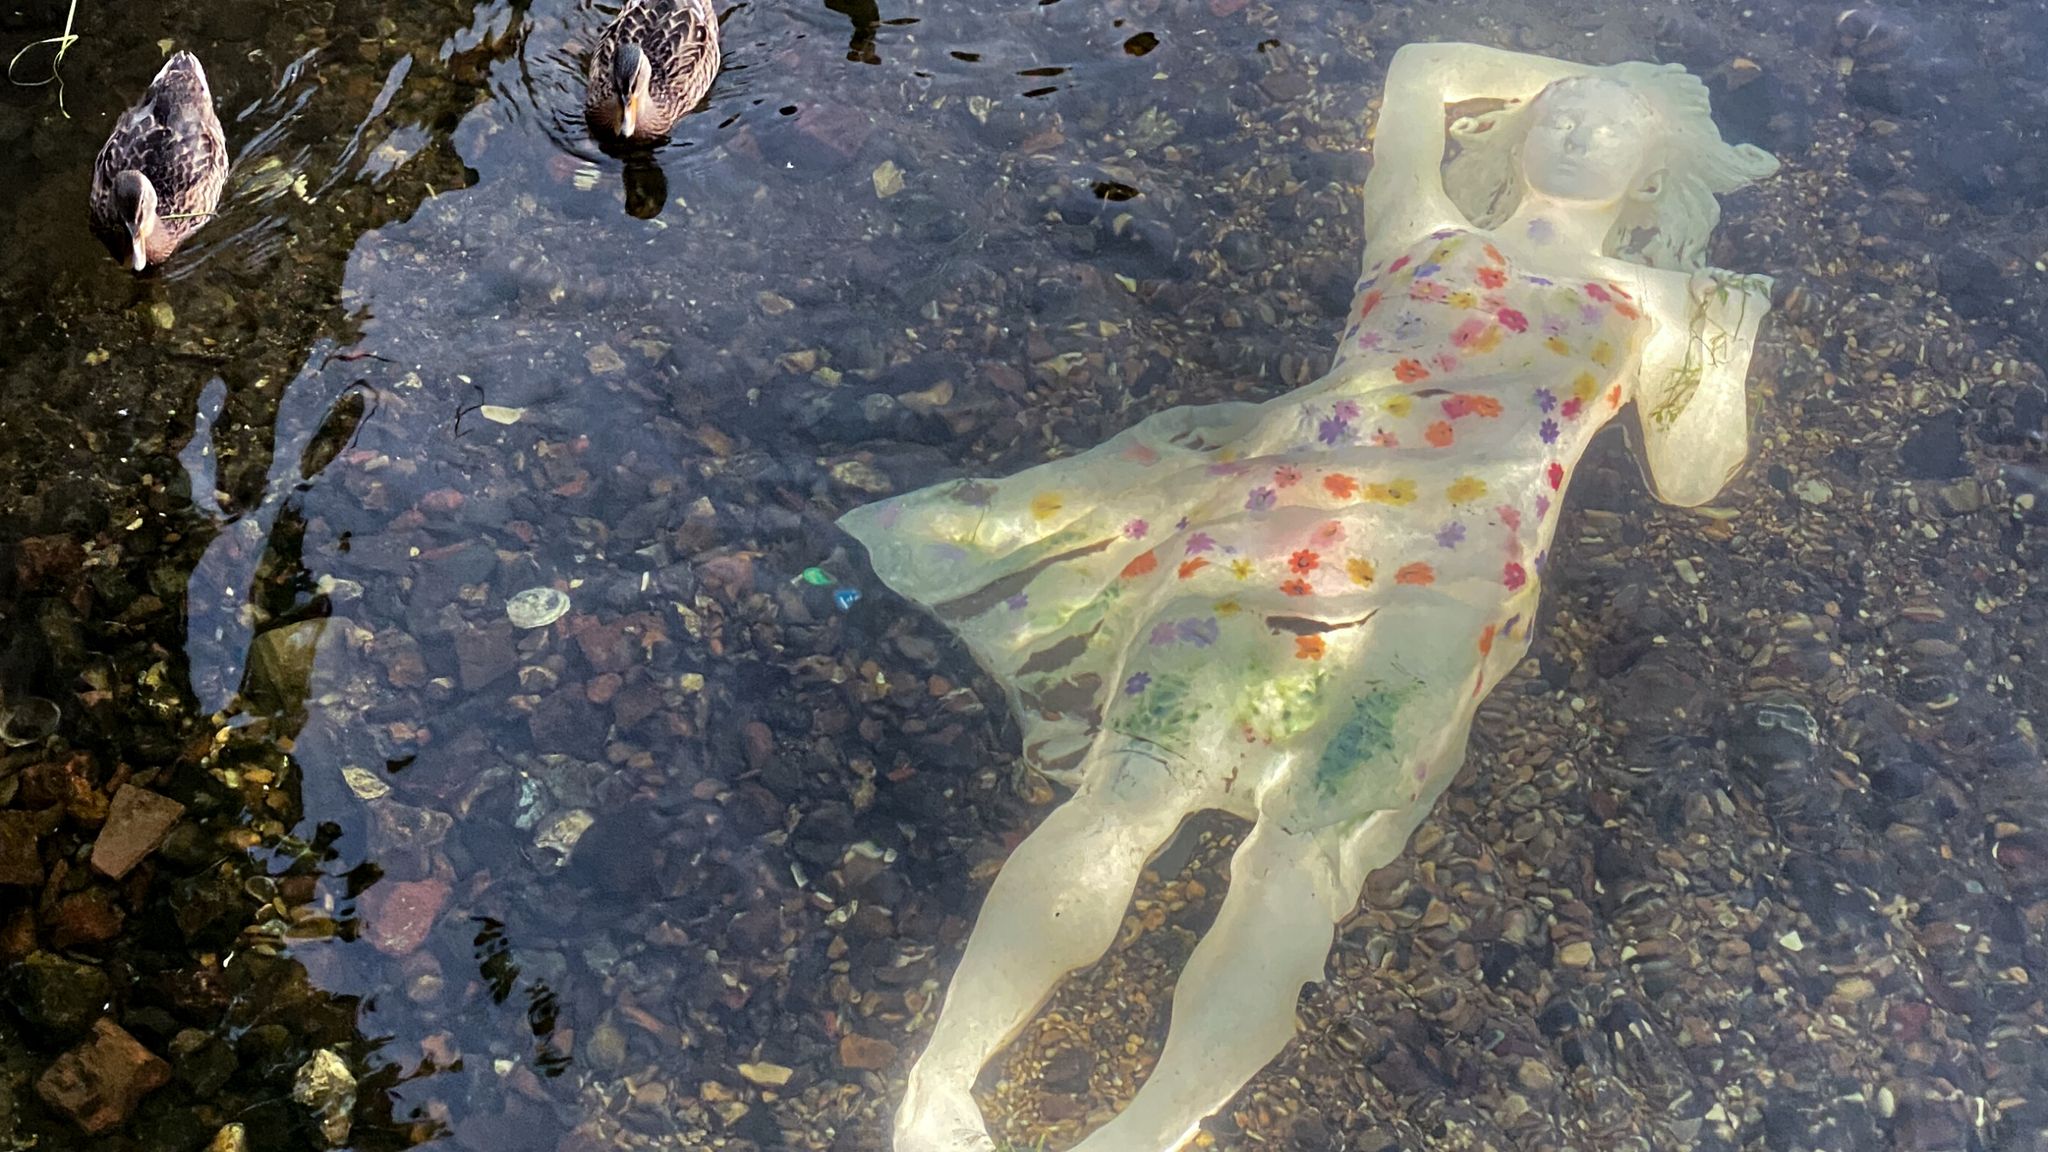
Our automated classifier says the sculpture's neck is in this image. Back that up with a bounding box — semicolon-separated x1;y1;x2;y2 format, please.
1500;192;1624;260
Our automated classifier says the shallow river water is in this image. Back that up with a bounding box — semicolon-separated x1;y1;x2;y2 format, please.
2;0;2048;1149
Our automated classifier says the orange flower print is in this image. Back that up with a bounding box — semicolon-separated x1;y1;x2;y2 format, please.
1178;558;1210;580
1358;289;1383;318
1395;562;1436;586
1274;465;1302;488
1346;557;1376;587
1483;242;1506;264
1447;476;1488;504
1607;384;1624;409
1394;359;1430;384
1288;549;1320;575
1324;473;1359;499
1121;550;1159;580
1478;623;1497;656
1364;480;1417;505
1442;393;1502;419
1295;635;1327;661
1425;420;1455;448
1544;335;1570;356
1369;429;1401;448
1476;266;1507;290
1280;577;1313;597
1613;299;1640;320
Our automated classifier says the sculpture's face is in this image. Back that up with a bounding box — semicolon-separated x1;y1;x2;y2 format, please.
1519;78;1657;204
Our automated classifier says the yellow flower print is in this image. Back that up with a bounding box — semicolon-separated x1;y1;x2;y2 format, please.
1364;479;1417;505
1229;558;1255;580
1447;290;1479;310
1572;371;1600;403
1447;476;1488;504
1214;599;1243;616
1383;394;1413;418
1544;335;1570;356
1030;492;1064;521
1346;557;1376;587
1590;341;1615;368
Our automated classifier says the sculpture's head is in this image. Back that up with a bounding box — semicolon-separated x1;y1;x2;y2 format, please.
1446;62;1779;270
1518;76;1660;206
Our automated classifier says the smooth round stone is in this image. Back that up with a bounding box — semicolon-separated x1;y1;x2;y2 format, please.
0;697;60;746
505;587;571;629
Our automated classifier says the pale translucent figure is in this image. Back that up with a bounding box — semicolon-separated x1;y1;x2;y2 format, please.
840;42;1781;1152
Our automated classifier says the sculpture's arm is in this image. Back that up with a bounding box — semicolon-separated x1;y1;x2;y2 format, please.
1626;269;1773;506
1364;43;1600;244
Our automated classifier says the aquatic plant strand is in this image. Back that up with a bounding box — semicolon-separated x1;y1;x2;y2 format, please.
5;0;81;115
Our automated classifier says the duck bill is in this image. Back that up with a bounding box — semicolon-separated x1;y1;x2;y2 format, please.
619;98;638;140
128;231;148;272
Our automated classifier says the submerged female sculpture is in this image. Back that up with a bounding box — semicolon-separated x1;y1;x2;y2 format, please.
840;42;1780;1152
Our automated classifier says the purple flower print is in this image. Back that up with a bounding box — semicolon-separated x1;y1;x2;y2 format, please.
1318;416;1350;445
1185;532;1217;555
1124;672;1151;695
1539;418;1560;444
1430;227;1459;240
1415;262;1443;278
1175;516;1191;531
1177;617;1220;647
1526;275;1553;286
1150;622;1180;646
1207;460;1252;478
1123;518;1149;540
1246;486;1277;512
1333;400;1361;421
1526;217;1557;244
1435;521;1467;549
1534;387;1557;413
1536;493;1552;519
1581;303;1605;325
1356;330;1385;352
1006;592;1029;611
1541;316;1568;337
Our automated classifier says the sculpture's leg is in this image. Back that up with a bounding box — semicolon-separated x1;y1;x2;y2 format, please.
1066;818;1336;1152
897;755;1199;1152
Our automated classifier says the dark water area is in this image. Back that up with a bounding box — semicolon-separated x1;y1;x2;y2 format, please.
2;0;2047;1149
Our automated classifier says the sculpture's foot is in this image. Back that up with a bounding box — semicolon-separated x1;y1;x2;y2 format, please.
894;1077;997;1152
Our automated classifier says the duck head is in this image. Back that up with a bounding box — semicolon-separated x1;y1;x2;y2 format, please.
608;44;654;139
111;170;159;272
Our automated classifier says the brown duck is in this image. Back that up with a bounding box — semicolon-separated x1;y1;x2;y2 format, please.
90;51;228;271
585;0;721;143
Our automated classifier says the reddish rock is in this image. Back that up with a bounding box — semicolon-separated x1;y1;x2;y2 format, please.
741;721;775;773
22;753;106;824
0;811;43;886
47;889;125;949
35;1018;172;1134
571;619;634;673
13;534;86;592
90;786;185;879
359;877;450;956
837;1032;898;1071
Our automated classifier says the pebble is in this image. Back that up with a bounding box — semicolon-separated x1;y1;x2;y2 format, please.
290;1049;356;1147
35;1019;171;1135
0;811;43;886
737;1061;794;1088
358;877;450;956
1558;941;1596;968
506;587;571;629
90;785;185;880
837;1033;898;1070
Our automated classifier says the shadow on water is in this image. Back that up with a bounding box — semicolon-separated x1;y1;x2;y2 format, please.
6;0;2048;1148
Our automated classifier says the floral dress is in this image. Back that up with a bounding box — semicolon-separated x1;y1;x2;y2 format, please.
840;228;1651;837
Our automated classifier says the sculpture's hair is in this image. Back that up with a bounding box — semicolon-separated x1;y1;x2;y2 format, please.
1440;62;1779;271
